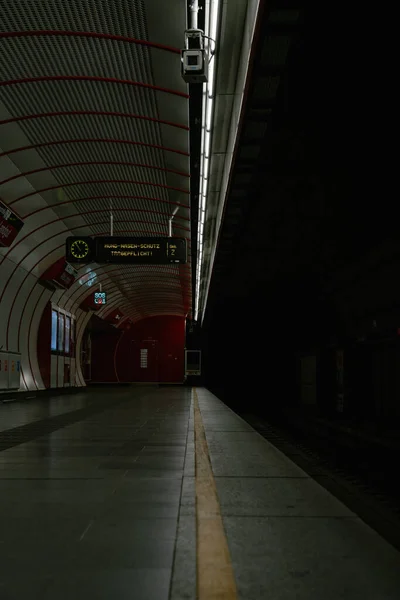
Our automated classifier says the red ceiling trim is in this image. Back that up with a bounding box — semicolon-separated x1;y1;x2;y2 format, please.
68;268;192;305
93;294;185;323
59;266;191;305
0;225;190;304
73;262;190;276
116;297;185;306
0;75;189;99
68;275;191;308
0;161;190;187
74;268;191;287
78;207;190;221
104;286;185;298
0;110;189;131
114;283;191;294
112;301;183;320
107;299;184;321
0;138;190;160
9;179;190;206
88;288;184;304
77;207;190;221
69;274;190;311
65;285;172;315
70;273;187;306
0;30;182;55
62;268;191;303
23;195;190;219
87;290;185;316
125;293;184;300
62;267;192;314
98;272;191;284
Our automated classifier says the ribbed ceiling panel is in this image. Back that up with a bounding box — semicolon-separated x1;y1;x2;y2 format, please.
0;1;149;38
0;38;154;82
40;164;168;188
2;106;163;147
0;0;191;320
89;220;165;236
52;181;170;203
69;198;180;220
35;141;166;171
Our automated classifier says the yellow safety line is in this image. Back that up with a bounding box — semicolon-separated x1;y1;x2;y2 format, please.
193;387;238;599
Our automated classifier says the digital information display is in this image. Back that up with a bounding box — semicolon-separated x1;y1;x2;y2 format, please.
94;291;107;305
66;236;187;265
95;237;187;264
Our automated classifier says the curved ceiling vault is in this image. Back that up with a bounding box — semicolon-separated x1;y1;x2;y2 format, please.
0;0;192;324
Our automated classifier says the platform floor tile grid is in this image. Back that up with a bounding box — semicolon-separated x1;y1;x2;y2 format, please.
0;386;399;599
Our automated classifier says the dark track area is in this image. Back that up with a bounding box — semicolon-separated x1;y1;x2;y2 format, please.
235;407;400;552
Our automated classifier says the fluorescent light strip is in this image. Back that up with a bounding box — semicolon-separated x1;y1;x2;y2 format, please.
195;0;221;321
206;99;213;129
205;130;211;153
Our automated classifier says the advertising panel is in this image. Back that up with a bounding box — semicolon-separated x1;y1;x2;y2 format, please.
0;200;24;247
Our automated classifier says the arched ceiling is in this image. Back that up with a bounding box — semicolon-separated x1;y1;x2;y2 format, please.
0;0;192;323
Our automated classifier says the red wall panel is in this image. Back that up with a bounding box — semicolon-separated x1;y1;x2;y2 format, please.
90;315;185;383
37;301;51;388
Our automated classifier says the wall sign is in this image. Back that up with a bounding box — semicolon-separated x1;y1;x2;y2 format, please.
66;236;187;265
0;352;9;391
41;258;77;289
0;352;21;390
94;291;107;305
140;349;148;368
105;308;124;325
0;200;24;248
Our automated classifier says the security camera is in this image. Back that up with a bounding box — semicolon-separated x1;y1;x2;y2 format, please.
181;29;208;84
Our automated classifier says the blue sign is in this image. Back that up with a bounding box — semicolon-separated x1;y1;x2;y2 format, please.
94;291;107;306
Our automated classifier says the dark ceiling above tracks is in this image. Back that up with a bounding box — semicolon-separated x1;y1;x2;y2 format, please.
204;1;398;344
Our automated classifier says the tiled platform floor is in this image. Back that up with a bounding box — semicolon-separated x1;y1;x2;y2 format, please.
0;386;399;599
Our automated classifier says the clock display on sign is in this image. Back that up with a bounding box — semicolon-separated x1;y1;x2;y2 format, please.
70;239;89;259
65;236;94;263
94;291;107;305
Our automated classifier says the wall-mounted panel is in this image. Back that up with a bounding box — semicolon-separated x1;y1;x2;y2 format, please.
8;352;21;390
0;351;9;390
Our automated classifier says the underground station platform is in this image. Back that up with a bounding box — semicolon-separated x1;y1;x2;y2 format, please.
0;386;399;600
